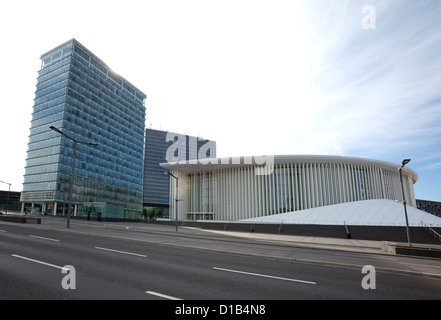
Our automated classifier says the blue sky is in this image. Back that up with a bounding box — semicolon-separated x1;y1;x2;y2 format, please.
0;0;440;201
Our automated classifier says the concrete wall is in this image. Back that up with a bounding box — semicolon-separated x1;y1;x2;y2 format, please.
156;220;441;244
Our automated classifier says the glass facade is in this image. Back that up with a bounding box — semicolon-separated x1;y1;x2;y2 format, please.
143;129;216;214
0;191;21;213
21;39;146;218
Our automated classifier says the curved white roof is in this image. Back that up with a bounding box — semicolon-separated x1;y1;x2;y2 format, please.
240;199;441;227
161;154;418;183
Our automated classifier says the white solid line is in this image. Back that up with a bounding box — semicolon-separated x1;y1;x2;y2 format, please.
11;254;66;270
0;230;7;232
29;235;60;242
213;267;317;285
95;246;147;258
145;291;182;300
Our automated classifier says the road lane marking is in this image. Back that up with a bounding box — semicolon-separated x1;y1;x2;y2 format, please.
0;230;7;232
94;246;147;258
145;291;182;300
213;267;317;285
11;254;68;271
29;235;60;242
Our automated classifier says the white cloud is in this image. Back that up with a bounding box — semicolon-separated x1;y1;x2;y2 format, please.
0;0;440;200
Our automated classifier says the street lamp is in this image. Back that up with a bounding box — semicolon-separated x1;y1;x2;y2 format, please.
167;172;179;231
398;159;411;247
50;126;98;228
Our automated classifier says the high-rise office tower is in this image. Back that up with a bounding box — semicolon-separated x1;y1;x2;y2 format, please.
21;39;146;219
143;128;216;216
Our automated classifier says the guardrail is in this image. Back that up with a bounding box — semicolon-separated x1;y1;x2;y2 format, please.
344;221;351;239
424;224;441;242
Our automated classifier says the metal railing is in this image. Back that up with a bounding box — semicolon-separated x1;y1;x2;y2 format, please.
424;224;441;242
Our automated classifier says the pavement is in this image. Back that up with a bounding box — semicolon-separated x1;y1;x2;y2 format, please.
10;215;385;253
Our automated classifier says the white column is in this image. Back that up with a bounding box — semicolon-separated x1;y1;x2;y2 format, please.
300;163;306;209
232;168;237;220
342;164;349;203
248;167;253;219
373;166;379;199
288;164;292;211
355;165;361;201
338;164;345;203
331;164;337;205
350;164;356;202
285;164;290;211
344;164;351;202
312;163;318;208
238;168;243;219
270;165;275;214
222;169;226;220
294;163;299;210
256;168;262;217
323;164;331;206
264;168;269;215
407;175;416;207
377;168;383;199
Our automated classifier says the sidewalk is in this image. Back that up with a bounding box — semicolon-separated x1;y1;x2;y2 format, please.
0;214;418;254
183;227;384;254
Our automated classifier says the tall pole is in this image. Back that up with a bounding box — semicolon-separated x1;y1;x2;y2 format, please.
67;140;77;229
168;172;179;231
7;183;10;213
175;177;178;232
399;159;411;247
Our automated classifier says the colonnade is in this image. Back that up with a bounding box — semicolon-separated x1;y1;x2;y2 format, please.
169;160;416;221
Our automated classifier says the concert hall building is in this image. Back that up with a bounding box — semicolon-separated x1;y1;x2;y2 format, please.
160;155;432;225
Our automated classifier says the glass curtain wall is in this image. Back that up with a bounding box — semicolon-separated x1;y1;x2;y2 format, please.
21;39;146;217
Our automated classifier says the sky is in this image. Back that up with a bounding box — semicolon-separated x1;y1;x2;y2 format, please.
0;0;440;201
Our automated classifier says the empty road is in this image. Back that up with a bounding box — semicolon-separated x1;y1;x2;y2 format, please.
1;218;440;309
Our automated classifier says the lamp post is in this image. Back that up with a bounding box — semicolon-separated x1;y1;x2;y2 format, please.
50;126;98;228
398;159;411;247
167;172;179;231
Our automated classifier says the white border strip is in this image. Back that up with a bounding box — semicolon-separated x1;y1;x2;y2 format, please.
95;246;147;258
11;254;66;270
29;235;60;242
145;291;182;300
213;267;316;285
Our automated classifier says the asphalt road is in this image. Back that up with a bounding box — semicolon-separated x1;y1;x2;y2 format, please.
1;219;440;304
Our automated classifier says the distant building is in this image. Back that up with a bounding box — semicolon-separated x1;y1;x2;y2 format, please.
0;190;21;213
21;39;146;219
143;128;216;218
417;199;441;217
